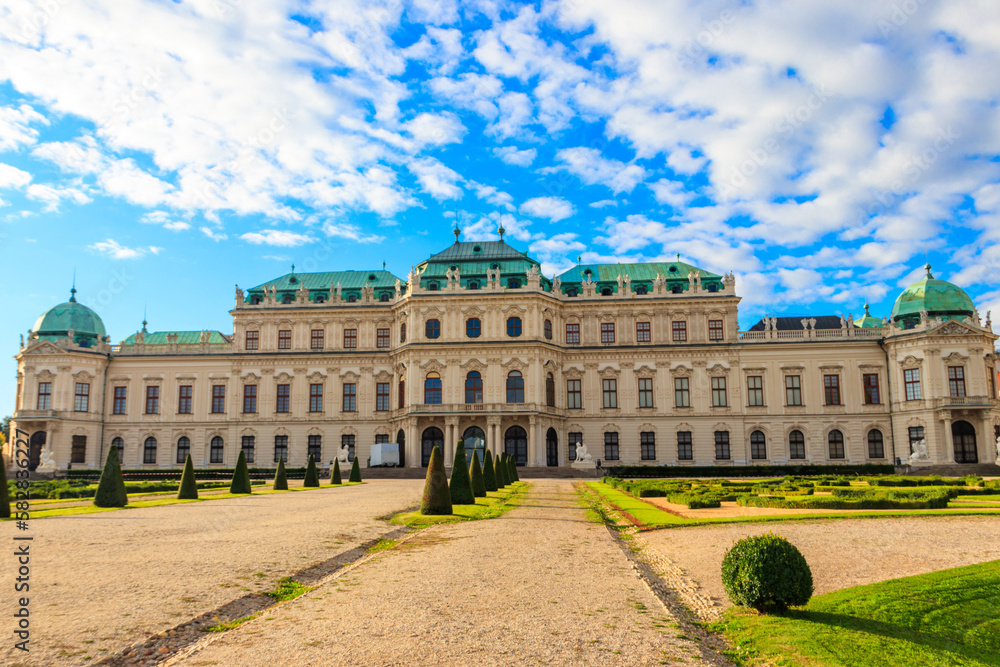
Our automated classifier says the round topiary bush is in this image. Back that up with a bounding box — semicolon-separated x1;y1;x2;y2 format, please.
721;533;813;613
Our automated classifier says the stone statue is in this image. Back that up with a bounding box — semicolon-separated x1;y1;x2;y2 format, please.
20;333;25;349
575;442;593;464
446;266;454;282
235;285;244;307
395;278;402;298
551;276;561;294
909;439;930;464
338;444;350;463
616;274;623;292
526;264;540;281
37;447;57;472
994;435;1000;466
653;273;665;293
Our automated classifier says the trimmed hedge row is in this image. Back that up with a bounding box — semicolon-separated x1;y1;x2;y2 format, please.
737;490;952;510
606;464;895;478
9;479;251;500
66;467;321;481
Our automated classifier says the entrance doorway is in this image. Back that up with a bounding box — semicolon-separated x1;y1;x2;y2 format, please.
396;429;405;467
421;427;443;467
462;426;486;465
504;426;527;466
953;421;978;463
29;431;45;471
546;428;558;466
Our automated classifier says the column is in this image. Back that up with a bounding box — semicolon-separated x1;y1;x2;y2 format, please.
408;419;419;468
943;416;955;463
527;416;536;467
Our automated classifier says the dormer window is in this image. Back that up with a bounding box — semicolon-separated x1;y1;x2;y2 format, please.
583;269;592;277
282;294;294;304
315;294;325;303
368;274;377;281
635;285;647;295
671;285;682;294
347;294;357;303
427;283;439;291
473;245;482;254
468;281;479;290
289;276;297;284
567;289;578;297
250;295;262;305
380;293;390;302
508;278;521;289
707;283;718;293
669;266;678;273
601;287;612;296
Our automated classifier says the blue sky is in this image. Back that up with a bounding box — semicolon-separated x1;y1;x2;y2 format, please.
2;0;1000;417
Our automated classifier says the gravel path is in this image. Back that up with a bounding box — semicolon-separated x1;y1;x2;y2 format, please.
180;480;712;666
2;480;423;667
641;516;1000;618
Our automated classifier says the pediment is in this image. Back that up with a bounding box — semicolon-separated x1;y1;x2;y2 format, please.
933;320;980;336
23;341;64;356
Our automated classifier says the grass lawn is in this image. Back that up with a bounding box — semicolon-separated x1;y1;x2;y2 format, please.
584;482;1000;529
713;560;1000;666
390;482;528;527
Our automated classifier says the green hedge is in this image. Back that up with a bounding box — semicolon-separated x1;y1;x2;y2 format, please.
737;490;952;510
8;479;252;500
607;464;895;478
866;475;978;487
65;467;317;481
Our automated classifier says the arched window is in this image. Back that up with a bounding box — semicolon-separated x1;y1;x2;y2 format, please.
544;319;552;340
176;436;190;464
400;323;406;343
635;285;647;295
671;284;682;294
398;376;406;409
545;373;555;407
465;371;483;404
508;278;521;289
867;429;885;458
424;372;442;404
425;319;441;339
282;293;294;304
506;371;524;403
347;294;357;302
507;317;522;337
750;431;766;460
143;437;157;465
379;292;390;302
466;318;481;338
828;429;845;459
315;293;325;303
210;436;224;464
112;437;124;465
468;281;479;290
504;426;527;466
566;288;578;297
789;430;805;459
421;427;443;467
427;282;439;291
601;287;612;296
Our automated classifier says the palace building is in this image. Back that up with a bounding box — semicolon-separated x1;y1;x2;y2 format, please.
8;231;1000;471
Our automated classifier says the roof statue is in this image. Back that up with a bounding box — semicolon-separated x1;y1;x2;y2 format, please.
395;278;402;298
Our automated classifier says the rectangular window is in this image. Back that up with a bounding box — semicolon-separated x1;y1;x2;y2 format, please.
71;435;86;464
241;435;255;463
309;384;323;413
343;328;357;349
274;435;288;463
342;434;356;461
824;375;841;405
785;375;802;406
376;382;390;411
601;322;616;344
211;385;226;414
145;386;160;414
74;382;90;412
708;319;724;341
377;328;390;349
672;320;687;342
568;432;582;461
948;366;966;398
311;329;324;350
398;380;405;409
376;433;389;444
278;329;291;349
342;383;357;412
276;384;290;413
714;431;731;460
177;385;192;414
602;378;618;409
908;426;925;454
990;367;997;399
112;386;127;414
638;378;654;408
863;374;880;405
904;368;922;400
567;379;582;409
747;375;764;407
566;323;580;345
675;377;690;408
245;330;259;351
243;385;257;413
210;437;224;464
604;432;619;461
789;431;806;459
308;435;322;462
636;321;651;343
37;382;52;410
640;432;656;460
677;431;693;460
711;377;727;407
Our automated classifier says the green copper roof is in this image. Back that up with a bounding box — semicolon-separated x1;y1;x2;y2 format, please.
246;269;401;300
854;302;884;328
556;261;720;285
425;240;533;263
417;239;547;288
891;264;975;323
32;289;107;343
120;330;230;346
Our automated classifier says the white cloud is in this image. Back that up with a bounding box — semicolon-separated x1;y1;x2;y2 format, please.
0;104;48;151
546;147;647;193
471;182;515;211
493;145;537;166
200;227;228;242
520;196;575;222
648;179;694;209
322;221;384;244
404;112;465;147
240;229;316;247
408;157;463;200
589;199;618;208
140;210;190;231
0;163;31;189
88;238;162;259
25;184;91;211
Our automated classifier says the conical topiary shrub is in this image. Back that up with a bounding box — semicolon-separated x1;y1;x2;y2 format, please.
449;443;476;505
94;445;128;507
177;454;199;500
330;459;342;485
303;454;320;488
273;457;288;490
482;450;498;493
508;456;519;483
420;445;452;515
230;450;253;494
349;456;362;483
496;453;508;487
0;447;11;518
469;451;487;498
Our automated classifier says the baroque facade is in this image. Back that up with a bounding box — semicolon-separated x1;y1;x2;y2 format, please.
9;234;1000;471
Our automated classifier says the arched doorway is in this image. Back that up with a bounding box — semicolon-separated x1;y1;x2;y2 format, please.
546;428;558;466
29;431;45;471
421;427;443;467
396;429;406;467
504;426;527;467
953;421;978;463
462;426;486;465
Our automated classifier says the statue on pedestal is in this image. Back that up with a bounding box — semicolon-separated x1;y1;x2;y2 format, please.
338;444;350;463
37;447;57;472
909;439;930;464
